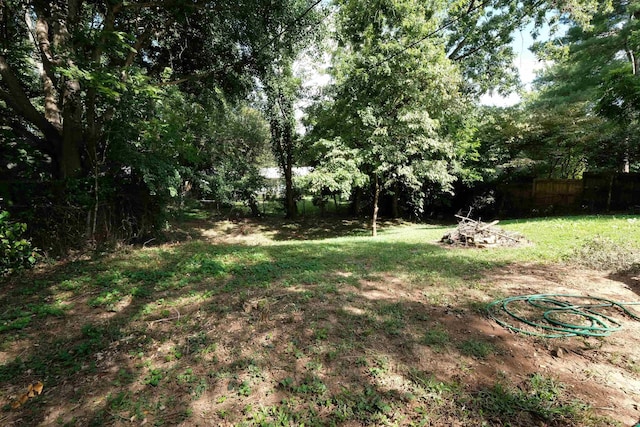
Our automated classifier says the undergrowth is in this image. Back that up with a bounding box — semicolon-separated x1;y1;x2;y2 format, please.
570;235;640;272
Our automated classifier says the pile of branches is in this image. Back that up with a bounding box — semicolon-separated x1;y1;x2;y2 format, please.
441;214;527;248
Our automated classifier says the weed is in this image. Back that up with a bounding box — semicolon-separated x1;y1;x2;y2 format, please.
176;368;197;384
474;374;589;424
237;380;251;397
144;368;163;386
569;236;640;272
457;339;495;359
279;375;327;396
113;368;135;386
314;327;329;340
333;386;392;423
165;347;183;361
192;378;208;398
407;369;457;395
421;326;450;350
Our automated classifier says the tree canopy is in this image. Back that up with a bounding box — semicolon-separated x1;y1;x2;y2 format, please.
0;0;634;249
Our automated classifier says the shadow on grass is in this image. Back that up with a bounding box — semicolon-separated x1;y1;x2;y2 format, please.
163;213;446;243
0;233;622;426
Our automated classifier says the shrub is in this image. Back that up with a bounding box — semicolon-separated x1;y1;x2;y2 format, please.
0;211;38;275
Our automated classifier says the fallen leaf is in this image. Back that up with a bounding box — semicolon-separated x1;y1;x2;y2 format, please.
12;393;29;408
32;381;44;395
11;382;44;409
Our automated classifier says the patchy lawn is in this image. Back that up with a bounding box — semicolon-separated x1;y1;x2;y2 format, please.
1;215;639;426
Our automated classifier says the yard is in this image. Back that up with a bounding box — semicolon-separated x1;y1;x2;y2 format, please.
1;214;639;426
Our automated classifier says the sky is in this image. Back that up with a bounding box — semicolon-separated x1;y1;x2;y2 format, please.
479;20;561;107
296;20;559;116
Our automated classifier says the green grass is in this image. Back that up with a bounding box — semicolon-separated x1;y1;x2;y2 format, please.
0;214;636;426
421;326;450;349
457;338;497;359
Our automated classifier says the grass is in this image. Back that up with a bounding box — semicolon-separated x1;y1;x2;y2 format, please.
0;214;637;425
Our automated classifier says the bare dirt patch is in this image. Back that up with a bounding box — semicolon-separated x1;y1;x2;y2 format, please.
480;264;640;424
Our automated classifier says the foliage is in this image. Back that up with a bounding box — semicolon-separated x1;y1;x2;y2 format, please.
0;0;313;249
297;138;368;203
0;211;38;275
529;1;640;173
256;0;327;218
305;0;468;229
473;104;615;181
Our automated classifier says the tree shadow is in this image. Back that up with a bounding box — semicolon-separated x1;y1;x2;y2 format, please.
609;269;640;298
0;231;630;425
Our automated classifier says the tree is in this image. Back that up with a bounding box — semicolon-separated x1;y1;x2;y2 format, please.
264;62;301;218
474;104;613;183
529;0;640;173
443;0;611;96
253;0;326;219
306;0;465;235
0;0;317;245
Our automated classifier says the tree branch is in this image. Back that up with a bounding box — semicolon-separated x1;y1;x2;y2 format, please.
0;55;62;148
1;117;54;156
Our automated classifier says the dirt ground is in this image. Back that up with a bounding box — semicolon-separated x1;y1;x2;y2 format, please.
474;264;640;425
1;219;640;426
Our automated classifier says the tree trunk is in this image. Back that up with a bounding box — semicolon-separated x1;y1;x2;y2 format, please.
606;173;614;212
351;187;362;215
622;137;630;173
372;175;380;237
60;79;83;178
248;196;261;217
391;183;399;218
284;159;297;218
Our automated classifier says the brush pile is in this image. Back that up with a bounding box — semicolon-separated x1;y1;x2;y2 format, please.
441;215;528;248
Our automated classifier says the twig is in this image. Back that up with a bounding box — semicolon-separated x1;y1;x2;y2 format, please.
148;307;181;325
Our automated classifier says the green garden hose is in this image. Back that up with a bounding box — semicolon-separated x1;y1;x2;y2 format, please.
487;294;640;338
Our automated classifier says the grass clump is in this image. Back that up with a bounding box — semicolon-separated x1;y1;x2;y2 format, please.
457;339;496;359
421;326;450;350
473;374;590;425
569;236;640;272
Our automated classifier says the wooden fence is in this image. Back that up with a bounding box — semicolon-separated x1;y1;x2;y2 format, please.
497;173;640;216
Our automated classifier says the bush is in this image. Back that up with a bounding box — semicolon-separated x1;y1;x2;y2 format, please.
0;211;38;275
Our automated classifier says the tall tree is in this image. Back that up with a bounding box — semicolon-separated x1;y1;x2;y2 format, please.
0;0;264;180
307;0;465;235
0;0;322;244
443;0;611;96
531;0;639;172
253;0;326;218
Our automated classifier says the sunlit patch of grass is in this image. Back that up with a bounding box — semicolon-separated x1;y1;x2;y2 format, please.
0;302;70;332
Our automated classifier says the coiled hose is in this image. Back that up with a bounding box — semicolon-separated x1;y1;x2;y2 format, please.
487;294;640;338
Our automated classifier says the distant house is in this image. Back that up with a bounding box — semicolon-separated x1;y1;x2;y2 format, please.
259;167;313;197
